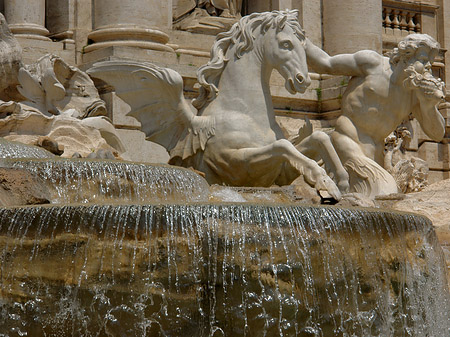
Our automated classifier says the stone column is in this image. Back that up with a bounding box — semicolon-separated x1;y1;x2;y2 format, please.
4;0;50;40
322;0;382;55
85;0;173;53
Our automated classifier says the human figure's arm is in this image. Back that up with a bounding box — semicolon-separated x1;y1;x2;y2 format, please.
412;94;445;142
305;39;381;76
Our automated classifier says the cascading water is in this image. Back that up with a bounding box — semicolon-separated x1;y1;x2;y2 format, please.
0;204;448;336
0;158;210;204
0;138;55;159
0;139;448;336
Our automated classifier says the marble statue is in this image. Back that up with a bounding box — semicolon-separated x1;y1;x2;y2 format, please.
297;34;445;198
17;54;108;119
88;10;341;200
0;24;124;158
384;127;429;193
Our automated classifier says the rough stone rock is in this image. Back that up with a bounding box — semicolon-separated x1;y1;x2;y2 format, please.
86;148;116;160
0;104;122;158
383;179;450;286
391;179;450;229
36;136;64;155
0;167;50;206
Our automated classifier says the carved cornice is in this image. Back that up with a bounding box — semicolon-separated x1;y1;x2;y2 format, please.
383;0;439;13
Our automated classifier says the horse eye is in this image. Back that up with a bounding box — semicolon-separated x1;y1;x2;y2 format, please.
281;41;293;50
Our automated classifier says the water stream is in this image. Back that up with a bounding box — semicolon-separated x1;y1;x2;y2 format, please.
0;203;448;336
0;158;210;204
0;139;448;336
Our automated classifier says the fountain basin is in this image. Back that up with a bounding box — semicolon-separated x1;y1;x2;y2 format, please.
0;203;448;336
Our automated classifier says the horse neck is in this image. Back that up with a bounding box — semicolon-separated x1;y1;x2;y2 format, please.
213;49;274;114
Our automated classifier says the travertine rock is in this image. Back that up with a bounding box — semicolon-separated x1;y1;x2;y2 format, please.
391;179;450;283
36;136;64;155
0;103;122;158
392;179;450;230
0;167;50;206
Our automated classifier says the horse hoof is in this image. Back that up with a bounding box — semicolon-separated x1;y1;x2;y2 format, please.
315;176;342;201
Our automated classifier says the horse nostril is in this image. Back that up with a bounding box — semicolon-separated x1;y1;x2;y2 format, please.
296;73;304;84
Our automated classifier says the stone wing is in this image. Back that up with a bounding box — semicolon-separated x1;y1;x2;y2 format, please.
87;60;196;153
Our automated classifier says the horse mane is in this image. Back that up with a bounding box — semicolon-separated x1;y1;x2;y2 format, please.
192;10;305;110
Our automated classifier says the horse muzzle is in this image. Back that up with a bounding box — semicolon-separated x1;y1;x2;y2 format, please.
286;73;311;94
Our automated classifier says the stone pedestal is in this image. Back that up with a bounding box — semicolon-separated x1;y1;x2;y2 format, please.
4;0;50;40
85;0;173;53
322;0;382;54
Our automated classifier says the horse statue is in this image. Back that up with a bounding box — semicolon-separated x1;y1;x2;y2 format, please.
88;10;341;200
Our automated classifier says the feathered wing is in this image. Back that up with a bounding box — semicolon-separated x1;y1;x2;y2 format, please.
87;60;214;158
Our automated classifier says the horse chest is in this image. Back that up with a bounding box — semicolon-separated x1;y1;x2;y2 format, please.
213;112;279;148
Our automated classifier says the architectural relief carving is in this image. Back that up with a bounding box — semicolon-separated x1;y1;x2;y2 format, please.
299;34;445;198
89;10;341;200
174;0;243;34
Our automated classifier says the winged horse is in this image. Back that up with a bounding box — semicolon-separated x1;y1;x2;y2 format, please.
88;10;341;200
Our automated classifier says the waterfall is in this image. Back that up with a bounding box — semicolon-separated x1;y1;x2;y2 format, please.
0;138;55;159
0;158;210;204
0;204;448;336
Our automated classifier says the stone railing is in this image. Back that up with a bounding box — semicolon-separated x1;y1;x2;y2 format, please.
383;5;421;36
382;0;440;51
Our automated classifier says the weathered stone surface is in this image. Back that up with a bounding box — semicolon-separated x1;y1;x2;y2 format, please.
0;105;122;158
4;0;49;40
115;129;169;163
172;0;197;21
0;167;50;206
18;54;107;118
85;0;173;53
36;136;64;155
390;179;450;284
0;13;23;102
392;179;450;230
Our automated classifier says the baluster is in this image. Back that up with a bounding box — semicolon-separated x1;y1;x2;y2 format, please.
413;13;421;32
392;9;400;36
406;12;416;33
384;7;394;35
399;10;408;36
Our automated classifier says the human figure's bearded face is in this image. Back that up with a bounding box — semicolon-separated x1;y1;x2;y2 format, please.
403;46;445;102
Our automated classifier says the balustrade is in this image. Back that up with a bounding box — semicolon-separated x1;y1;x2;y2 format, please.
383;6;421;36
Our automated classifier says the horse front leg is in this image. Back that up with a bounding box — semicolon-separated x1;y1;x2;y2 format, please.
296;131;350;193
228;139;341;200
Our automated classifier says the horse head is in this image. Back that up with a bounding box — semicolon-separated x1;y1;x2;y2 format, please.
193;10;311;110
261;11;311;94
